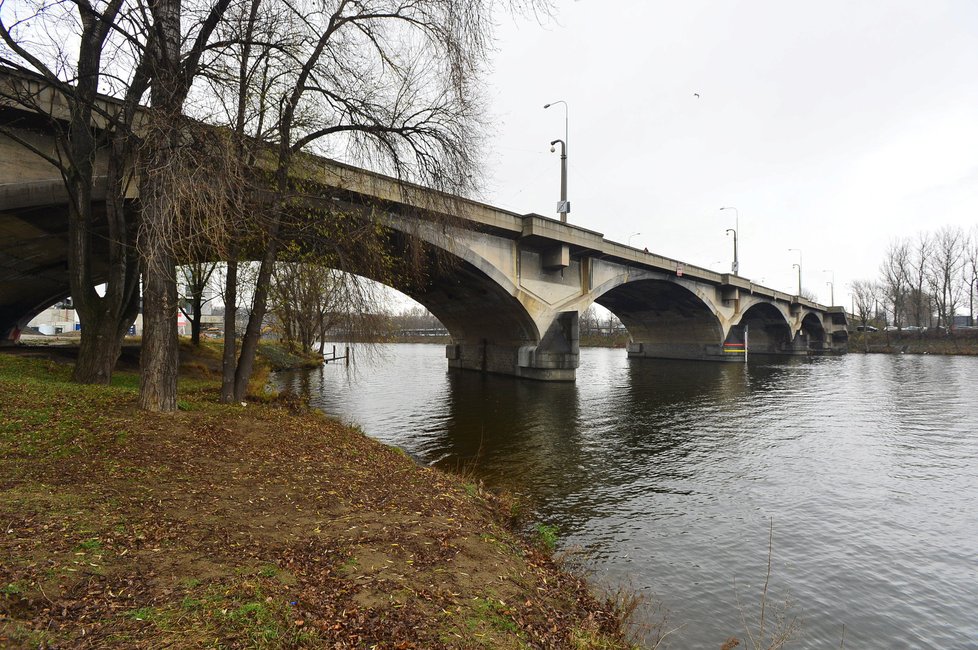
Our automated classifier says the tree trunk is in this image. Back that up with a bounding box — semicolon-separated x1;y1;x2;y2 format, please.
220;256;239;403
73;309;126;383
189;289;203;346
139;274;179;411
138;178;179;412
233;238;279;401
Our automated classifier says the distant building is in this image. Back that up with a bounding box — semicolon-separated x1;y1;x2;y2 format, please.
27;302;78;335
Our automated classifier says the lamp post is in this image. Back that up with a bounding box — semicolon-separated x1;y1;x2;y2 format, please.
823;269;835;305
544;100;569;223
789;248;802;296
720;207;739;275
627;232;641;247
725;229;738;275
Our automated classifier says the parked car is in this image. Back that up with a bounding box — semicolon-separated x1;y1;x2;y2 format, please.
855;325;878;332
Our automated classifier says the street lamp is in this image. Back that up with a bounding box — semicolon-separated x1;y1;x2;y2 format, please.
720;207;739;275
823;269;835;305
544;100;569;223
725;229;738;276
789;248;803;296
627;232;641;247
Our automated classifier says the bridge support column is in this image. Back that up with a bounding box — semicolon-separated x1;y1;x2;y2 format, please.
626;341;740;362
444;311;579;381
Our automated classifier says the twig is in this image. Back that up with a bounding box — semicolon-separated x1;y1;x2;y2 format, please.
759;517;774;646
650;622;686;649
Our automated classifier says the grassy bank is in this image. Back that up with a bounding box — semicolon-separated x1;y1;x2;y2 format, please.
847;329;978;355
0;344;636;648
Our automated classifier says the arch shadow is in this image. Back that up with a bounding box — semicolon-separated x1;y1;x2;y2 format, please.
593;278;725;361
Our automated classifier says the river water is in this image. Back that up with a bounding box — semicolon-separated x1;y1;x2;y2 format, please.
275;345;978;648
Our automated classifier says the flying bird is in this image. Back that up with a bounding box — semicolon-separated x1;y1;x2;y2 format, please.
693;93;700;98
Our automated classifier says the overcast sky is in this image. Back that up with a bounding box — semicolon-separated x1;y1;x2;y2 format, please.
474;0;978;308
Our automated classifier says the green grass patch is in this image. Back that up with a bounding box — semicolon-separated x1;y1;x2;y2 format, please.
534;523;559;552
465;596;524;641
2;580;28;596
75;537;102;552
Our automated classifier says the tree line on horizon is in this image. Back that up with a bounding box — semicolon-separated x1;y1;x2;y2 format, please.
849;224;978;332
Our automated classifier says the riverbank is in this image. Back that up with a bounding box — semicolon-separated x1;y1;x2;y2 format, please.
0;344;636;648
847;329;978;355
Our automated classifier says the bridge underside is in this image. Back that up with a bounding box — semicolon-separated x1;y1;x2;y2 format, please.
597;279;731;361
356;240;579;381
0;199;112;340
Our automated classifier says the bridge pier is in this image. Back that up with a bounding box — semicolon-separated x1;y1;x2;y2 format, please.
444;311;579;381
445;341;578;380
625;341;741;362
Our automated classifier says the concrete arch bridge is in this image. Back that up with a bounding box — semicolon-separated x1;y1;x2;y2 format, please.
0;70;848;380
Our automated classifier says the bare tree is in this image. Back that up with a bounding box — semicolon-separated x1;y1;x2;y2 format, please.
907;231;933;328
390;305;444;334
880;238;911;329
179;261;218;345
966;226;977;327
210;0;551;403
850;280;880;329
579;305;601;338
1;0;233;406
925;225;966;332
0;0;147;384
4;0;551;409
270;258;387;355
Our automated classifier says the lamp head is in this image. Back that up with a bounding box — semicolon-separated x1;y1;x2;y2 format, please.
550;145;555;153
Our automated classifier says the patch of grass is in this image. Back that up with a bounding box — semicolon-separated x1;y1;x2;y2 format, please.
466;596;523;639
2;580;27;596
0;624;56;647
125;606;166;623
339;556;359;575
534;523;559;552
75;537;102;552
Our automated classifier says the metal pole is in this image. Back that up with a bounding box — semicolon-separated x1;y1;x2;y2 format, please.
545;101;569;222
559;143;568;222
789;248;803;295
823;270;835;305
726;229;738;275
720;207;740;275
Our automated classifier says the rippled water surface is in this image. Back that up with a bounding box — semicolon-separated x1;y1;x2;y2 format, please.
276;346;978;648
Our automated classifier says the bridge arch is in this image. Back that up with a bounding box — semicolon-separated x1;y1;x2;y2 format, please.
737;302;792;355
799;311;826;353
396;257;542;373
591;275;725;361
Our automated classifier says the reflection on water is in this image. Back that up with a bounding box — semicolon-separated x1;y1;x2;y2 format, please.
276;346;978;648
